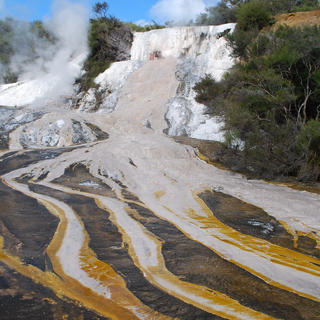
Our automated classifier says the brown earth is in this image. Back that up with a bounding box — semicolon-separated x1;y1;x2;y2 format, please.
272;9;320;30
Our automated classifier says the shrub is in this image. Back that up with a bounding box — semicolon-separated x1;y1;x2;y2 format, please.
297;120;320;180
195;25;320;181
194;75;222;105
297;120;320;160
227;27;260;59
236;1;272;31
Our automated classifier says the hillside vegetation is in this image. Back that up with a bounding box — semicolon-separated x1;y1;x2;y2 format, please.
195;0;320;182
195;0;320;25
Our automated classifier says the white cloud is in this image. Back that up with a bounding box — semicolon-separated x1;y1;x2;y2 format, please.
150;0;206;24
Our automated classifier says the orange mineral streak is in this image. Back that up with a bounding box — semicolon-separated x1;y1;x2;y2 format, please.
278;219;320;251
298;220;320;250
191;193;320;302
2;178;163;320
279;220;300;248
198;152;228;171
78;224;167;320
43;182;278;319
95;199;277;320
280;221;320;250
42;182;320;319
0;234;134;320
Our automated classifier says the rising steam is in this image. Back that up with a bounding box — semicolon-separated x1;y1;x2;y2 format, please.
0;0;89;106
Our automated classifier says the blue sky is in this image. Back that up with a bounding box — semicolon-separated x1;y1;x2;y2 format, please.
0;0;156;22
0;0;218;24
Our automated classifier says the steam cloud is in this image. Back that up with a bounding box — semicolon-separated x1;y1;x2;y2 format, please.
150;0;210;24
34;0;89;98
1;0;89;105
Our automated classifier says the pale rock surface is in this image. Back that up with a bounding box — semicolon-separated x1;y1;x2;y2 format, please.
78;24;235;141
8;57;319;304
0;23;319;316
0;25;235;142
78;60;142;112
131;25;235;140
8;112;106;149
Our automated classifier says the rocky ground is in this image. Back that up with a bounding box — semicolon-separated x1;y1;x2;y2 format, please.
0;56;320;320
0;24;320;320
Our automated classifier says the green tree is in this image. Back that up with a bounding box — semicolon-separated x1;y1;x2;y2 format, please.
195;0;319;27
0;18;14;67
297;119;320;180
195;1;238;25
195;25;320;181
264;26;320;126
30;20;55;42
226;0;273;60
93;1;109;20
236;0;272;31
291;0;320;11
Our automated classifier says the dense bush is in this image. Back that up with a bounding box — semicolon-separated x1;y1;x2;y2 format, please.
225;1;274;60
194;0;320;181
236;1;272;31
195;0;320;26
195;25;320;181
297;120;320;180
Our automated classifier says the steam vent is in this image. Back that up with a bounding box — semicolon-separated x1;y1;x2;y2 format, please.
1;21;320;320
